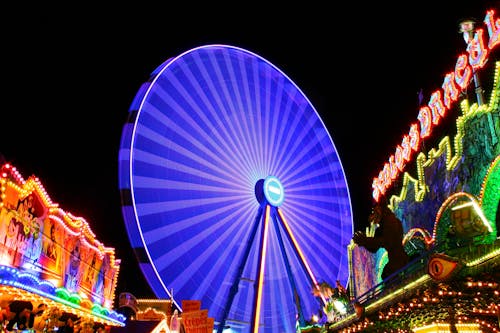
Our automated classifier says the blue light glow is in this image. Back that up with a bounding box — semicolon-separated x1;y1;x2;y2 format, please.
119;44;353;332
263;176;284;207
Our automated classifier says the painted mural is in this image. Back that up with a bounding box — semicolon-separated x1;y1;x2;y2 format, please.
0;163;120;310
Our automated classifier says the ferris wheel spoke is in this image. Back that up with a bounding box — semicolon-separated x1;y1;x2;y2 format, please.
270;101;310;175
275;126;329;180
266;74;288;173
250;205;270;333
251;63;267;175
243;57;264;173
147;89;247;175
137;102;248;180
282;160;344;190
168;69;243;166
190;52;258;174
260;70;273;175
130;146;251;194
227;52;262;170
140;196;256;243
214;203;266;332
166;203;256;299
206;50;259;171
275;208;321;288
264;243;296;328
279;204;347;273
270;104;297;173
268;209;307;325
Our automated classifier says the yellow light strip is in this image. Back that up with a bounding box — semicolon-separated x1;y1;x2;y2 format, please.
365;275;431;312
332;246;500;331
412;322;481;332
466;246;500;266
252;205;270;333
136;307;167;319
276;208;325;303
432;192;494;240
390;60;500;206
450;200;493;232
0;286;124;327
451;201;473;210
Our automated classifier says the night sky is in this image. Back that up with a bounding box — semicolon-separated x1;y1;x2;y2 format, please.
1;2;498;300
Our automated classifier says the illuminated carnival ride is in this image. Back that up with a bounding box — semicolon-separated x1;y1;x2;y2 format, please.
118;44;354;332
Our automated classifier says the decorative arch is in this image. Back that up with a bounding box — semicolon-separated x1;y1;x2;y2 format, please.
433;192;495;247
479;155;500;239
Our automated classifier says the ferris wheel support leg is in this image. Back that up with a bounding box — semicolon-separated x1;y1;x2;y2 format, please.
216;205;264;333
276;208;327;307
251;205;271;333
271;209;306;327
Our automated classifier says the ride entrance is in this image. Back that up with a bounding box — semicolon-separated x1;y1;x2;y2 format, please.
118;44;353;332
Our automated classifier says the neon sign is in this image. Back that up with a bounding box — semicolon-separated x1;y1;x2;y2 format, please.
372;9;500;201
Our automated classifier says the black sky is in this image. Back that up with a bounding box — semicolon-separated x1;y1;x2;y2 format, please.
1;2;498;300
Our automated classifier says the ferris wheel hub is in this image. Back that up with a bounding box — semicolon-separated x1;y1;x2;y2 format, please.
263;176;284;207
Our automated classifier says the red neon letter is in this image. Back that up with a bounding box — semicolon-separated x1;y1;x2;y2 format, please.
441;72;459;108
484;9;500;50
454;54;472;90
389;155;398;180
409;123;420;153
401;135;412;162
467;29;488;69
418;106;432;138
428;90;446;126
382;162;392;190
394;145;405;172
372;178;382;202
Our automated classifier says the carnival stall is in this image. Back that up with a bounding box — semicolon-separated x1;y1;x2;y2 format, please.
324;6;500;333
0;162;126;331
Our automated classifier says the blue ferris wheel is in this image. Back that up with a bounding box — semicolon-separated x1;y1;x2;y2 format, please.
119;44;353;333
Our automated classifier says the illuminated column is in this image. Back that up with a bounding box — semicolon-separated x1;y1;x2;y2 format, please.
459;18;498;146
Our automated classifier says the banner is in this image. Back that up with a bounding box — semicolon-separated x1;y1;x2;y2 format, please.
182;309;208;333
